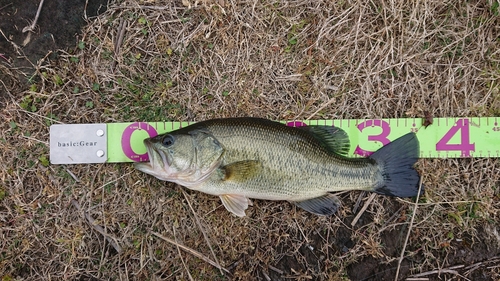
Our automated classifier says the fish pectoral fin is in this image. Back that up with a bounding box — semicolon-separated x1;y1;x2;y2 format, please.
299;126;350;156
220;160;261;182
220;194;252;217
293;194;342;216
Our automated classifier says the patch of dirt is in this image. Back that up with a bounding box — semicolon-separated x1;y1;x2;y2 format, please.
263;197;500;281
346;223;500;281
0;0;108;105
0;0;108;68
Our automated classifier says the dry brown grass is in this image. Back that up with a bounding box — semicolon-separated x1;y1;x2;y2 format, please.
1;0;500;280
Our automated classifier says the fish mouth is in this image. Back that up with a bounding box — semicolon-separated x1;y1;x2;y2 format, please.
149;140;172;168
133;139;170;175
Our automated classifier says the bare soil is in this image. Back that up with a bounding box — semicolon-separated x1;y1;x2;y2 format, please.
0;0;108;105
0;0;108;67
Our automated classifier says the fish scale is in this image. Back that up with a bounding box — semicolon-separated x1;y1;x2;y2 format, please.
133;117;421;217
200;119;378;197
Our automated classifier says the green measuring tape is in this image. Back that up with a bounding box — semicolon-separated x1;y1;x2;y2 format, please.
49;117;500;164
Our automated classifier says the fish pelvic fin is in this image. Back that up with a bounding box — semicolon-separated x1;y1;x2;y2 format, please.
292;194;342;216
369;132;423;197
220;160;261;182
220;194;253;217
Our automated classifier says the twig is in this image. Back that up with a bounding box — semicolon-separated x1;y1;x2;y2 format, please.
351;193;376;226
173;226;194;281
226;258;241;271
112;18;127;72
0;2;13;12
114;5;199;11
411;269;462;278
71;199;123;253
394;179;424;281
406;256;500;280
83;0;89;20
21;0;45;46
409;265;470;281
181;190;225;276
23;0;45;33
152;231;230;274
21;134;48;145
0;53;10;64
294;217;310;244
306;90;354;120
65;167;80;182
115;19;127;55
352;191;367;213
262;270;271;281
379;205;405;232
464;255;500;272
275;74;303;81
0;28;23;56
268;264;284;275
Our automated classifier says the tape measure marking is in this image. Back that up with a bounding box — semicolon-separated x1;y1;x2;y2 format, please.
106;117;499;163
49;117;500;164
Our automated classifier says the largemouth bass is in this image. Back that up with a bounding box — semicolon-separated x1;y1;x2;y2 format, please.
134;117;422;217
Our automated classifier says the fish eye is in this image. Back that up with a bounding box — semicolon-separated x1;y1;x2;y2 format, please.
162;135;175;147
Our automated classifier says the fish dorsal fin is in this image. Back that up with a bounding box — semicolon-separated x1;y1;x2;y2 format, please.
299;126;350;156
293;194;342;216
220;194;253;217
220;160;261;182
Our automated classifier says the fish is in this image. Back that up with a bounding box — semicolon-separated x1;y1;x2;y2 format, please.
134;117;422;217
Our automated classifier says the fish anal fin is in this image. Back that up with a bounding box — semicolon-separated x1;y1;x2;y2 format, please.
220;194;252;217
293;194;342;216
221;160;261;182
299;126;350;156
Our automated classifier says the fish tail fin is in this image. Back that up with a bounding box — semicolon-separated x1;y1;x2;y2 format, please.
369;132;423;197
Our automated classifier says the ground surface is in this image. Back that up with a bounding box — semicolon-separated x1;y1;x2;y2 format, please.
1;0;500;280
0;0;108;108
